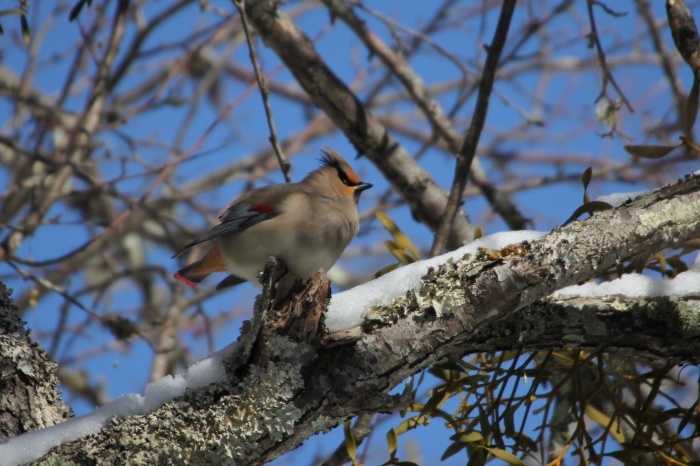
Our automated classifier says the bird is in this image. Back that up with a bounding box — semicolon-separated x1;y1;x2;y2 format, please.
173;147;373;290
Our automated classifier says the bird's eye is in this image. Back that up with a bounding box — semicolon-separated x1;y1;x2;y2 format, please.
337;169;353;186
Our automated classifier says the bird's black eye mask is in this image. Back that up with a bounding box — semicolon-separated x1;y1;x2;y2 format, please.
319;154;362;187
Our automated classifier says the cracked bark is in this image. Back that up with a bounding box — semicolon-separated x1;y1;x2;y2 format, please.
0;173;696;464
0;284;72;441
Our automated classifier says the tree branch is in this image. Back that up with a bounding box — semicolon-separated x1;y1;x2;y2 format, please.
666;0;700;73
233;0;292;182
15;172;700;465
0;284;71;440
430;0;517;257
322;0;528;232
244;0;476;249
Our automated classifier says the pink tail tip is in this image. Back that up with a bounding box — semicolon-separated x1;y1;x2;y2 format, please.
174;271;198;287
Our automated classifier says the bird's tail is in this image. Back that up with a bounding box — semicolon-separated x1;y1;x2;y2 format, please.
174;259;211;287
173;245;228;287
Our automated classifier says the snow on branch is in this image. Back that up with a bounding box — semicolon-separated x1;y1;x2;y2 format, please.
2;173;700;465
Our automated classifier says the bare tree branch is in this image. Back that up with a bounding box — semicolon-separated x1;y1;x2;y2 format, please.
430;0;517;257
18;173;700;465
244;0;477;249
233;0;292;182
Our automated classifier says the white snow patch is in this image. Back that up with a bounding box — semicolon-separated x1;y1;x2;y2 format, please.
185;349;229;389
143;374;187;412
555;270;700;298
690;253;700;271
596;188;654;208
0;341;237;466
0;393;144;466
325;230;546;332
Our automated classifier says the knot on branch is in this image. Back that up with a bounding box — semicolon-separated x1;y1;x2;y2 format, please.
225;257;330;377
258;257;330;342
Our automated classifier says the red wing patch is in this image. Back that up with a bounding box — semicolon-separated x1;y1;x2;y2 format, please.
248;203;276;213
174;271;198;287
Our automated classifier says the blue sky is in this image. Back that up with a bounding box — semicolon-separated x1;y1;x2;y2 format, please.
1;0;697;464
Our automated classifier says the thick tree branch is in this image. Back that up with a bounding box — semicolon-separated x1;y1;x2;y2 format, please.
0;284;71;440
467;294;700;361
16;173;700;464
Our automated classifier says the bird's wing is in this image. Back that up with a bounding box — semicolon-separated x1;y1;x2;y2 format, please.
172;186;291;258
215;274;247;290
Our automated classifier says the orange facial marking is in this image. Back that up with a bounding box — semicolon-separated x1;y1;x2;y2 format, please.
344;167;361;185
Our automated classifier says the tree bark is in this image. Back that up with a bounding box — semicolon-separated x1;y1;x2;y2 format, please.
4;172;698;464
0;284;72;441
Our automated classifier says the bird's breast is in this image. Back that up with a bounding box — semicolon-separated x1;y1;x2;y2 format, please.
216;194;359;282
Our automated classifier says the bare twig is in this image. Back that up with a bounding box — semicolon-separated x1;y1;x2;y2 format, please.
244;0;476;248
429;0;517;257
5;259;155;350
0;0;129;260
233;0;292;182
320;413;375;466
637;0;685;118
585;0;634;113
328;0;528;231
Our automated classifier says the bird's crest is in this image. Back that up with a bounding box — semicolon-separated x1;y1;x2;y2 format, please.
318;147;362;185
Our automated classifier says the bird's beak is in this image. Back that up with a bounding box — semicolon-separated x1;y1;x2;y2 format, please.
355;182;373;193
352;182;372;204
